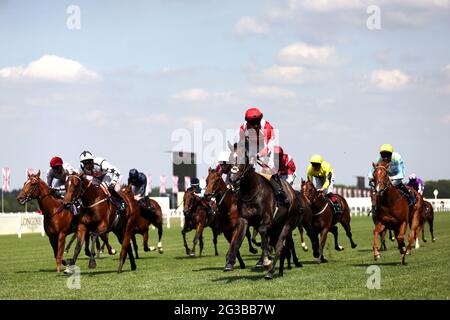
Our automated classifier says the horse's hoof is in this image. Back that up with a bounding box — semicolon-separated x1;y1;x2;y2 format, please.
321;257;328;263
144;247;150;252
335;245;344;251
88;261;97;269
224;264;234;272
99;250;104;254
432;238;436;242
406;250;411;255
110;249;117;255
264;273;274;280
64;267;74;275
294;262;303;268
239;264;246;270
64;250;69;254
390;237;395;242
301;244;308;252
374;254;381;260
149;246;157;251
131;265;137;271
62;260;67;266
351;243;357;249
117;269;122;274
249;248;257;254
189;253;195;257
158;248;164;254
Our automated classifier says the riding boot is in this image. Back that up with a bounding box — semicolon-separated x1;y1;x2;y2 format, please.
269;174;290;207
109;188;127;214
397;183;416;206
326;194;342;218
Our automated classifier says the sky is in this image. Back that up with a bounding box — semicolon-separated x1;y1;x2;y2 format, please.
1;0;449;190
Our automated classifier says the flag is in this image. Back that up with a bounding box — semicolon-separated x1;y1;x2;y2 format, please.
2;168;10;192
173;176;179;194
160;175;166;194
146;174;152;196
185;176;191;191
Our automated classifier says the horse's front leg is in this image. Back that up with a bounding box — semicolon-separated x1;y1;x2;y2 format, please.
182;228;191;255
143;229;150;252
64;233;76;254
397;221;408;265
329;225;343;251
224;219;248;271
256;224;270;269
65;224;87;275
88;232;99;269
245;228;257;254
407;212;421;254
118;222;137;273
131;234;139;259
56;232;67;272
373;222;385;260
190;223;204;257
317;228;329;264
265;224;292;280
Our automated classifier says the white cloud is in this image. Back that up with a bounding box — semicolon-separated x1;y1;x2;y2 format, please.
173;88;210;102
234;16;268;36
0;55;100;82
370;69;410;90
250;86;296;99
262;65;306;83
290;0;364;12
135;113;170;125
278;42;336;66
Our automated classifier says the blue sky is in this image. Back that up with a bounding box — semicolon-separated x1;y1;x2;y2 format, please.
1;0;449;190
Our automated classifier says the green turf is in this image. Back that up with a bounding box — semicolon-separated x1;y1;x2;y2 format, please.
0;213;449;300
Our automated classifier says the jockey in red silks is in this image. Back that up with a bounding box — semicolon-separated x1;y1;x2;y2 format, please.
238;107;289;206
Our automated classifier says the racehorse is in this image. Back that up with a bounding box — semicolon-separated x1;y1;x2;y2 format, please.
228;139;304;279
203;169;260;267
421;200;436;243
414;200;436;248
182;189;219;257
371;161;422;264
301;179;357;263
121;185;164;257
17;171;75;272
62;173;139;273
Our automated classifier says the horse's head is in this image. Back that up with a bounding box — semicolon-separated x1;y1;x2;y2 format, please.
183;190;200;217
229;139;255;190
301;178;319;204
373;161;391;196
17;170;43;204
63;173;87;207
204;168;225;200
121;184;133;196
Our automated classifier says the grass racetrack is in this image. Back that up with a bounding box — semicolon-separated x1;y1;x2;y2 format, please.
0;212;449;300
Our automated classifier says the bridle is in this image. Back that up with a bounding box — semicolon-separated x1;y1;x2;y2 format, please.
374;165;391;195
65;174;89;206
20;178;51;204
303;181;328;216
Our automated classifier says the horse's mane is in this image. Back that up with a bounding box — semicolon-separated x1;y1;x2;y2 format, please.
377;159;390;168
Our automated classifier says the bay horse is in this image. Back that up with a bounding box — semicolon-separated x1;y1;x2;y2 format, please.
420;200;435;243
371;161;422;264
228;140;304;279
204;169;259;268
121;185;164;257
62;173;139;273
182;189;219;257
301;179;357;263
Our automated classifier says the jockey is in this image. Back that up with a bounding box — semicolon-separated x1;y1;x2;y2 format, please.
189;177;215;219
46;156;76;198
368;144;416;207
273;146;296;186
307;154;341;215
239;107;288;206
215;151;232;185
128;168;147;200
79;151;127;214
407;173;424;195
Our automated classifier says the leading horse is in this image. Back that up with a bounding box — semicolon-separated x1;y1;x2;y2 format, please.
371;160;422;264
228;140;305;279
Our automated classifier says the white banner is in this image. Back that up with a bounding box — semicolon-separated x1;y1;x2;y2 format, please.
173;176;179;194
2;167;10;192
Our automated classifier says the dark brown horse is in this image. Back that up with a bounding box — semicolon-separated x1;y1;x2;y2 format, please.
228;140;304;279
204;169;259;267
182;189;219;257
301;179;357;263
121;185;164;257
371;161;422;264
420;200;436;243
62;173;139;273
